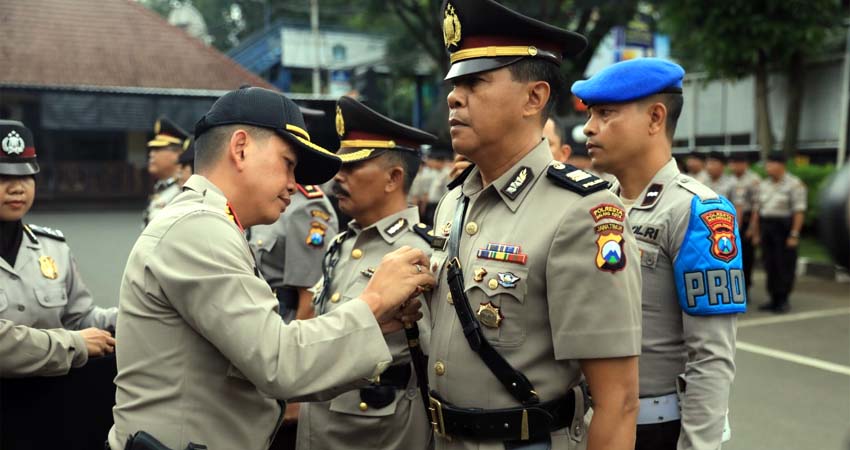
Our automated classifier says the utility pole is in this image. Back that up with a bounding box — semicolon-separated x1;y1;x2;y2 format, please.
311;0;321;95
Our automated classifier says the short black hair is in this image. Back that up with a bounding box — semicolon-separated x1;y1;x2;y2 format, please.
379;150;422;194
643;93;683;142
547;116;566;143
194;124;274;173
508;59;563;123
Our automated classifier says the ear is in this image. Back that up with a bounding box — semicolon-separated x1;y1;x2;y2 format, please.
646;102;668;137
385;165;405;194
227;129;250;172
561;144;572;162
522;81;551;120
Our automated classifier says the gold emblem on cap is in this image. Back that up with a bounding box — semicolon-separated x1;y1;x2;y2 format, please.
38;256;58;280
335;105;345;137
477;302;503;328
443;3;462;49
154;119;161;134
528;46;538;56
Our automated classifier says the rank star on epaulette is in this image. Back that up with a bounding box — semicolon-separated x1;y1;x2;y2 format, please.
297;184;324;199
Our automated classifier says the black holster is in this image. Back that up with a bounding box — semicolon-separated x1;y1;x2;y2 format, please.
123;432;207;450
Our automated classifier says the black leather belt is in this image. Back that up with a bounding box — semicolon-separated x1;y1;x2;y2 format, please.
428;389;576;441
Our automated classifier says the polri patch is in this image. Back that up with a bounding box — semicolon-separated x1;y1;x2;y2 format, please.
501;166;533;200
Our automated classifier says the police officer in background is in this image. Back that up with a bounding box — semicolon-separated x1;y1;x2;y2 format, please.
144;117;189;225
573;58;745;450
0;319;114;377
108;87;433;450
0;120;118;333
728;152;761;293
297;96;436;450
542;117;572;163
752;152;807;313
703;151;735;200
176;137;194;187
684;150;708;183
428;2;644;449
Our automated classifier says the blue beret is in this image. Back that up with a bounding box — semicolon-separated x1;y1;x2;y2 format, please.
571;58;685;106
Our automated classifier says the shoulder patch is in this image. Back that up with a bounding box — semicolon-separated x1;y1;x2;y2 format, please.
677;176;718;201
546;162;609;195
297;184;324;199
413;222;435;246
26;224;66;241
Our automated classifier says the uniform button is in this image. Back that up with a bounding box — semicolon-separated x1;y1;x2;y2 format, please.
434;361;446;376
446;292;453;304
352;249;363;259
331;292;341;303
465;222;479;235
359;402;368;411
257;240;263;246
17;305;25;312
488;279;499;290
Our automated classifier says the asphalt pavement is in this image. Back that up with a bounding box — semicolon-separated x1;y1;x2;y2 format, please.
27;209;850;450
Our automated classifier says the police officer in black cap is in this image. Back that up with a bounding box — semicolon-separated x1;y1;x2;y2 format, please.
752;152;807;312
109;87;433;450
144;117;190;225
176;137;194;187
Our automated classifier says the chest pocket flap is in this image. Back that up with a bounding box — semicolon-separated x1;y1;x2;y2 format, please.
35;287;68;308
464;264;528;347
329;388;402;417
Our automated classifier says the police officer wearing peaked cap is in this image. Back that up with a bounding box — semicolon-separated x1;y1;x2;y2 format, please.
144;117;190;225
296;95;437;450
108;86;434;450
573;57;745;450
427;1;644;449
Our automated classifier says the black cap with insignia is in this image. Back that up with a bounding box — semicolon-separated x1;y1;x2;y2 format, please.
0;120;39;176
335;96;437;164
441;0;587;80
147;117;189;150
178;137;194;166
195;86;341;185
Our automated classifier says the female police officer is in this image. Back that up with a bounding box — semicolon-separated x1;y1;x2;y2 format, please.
0;120;117;334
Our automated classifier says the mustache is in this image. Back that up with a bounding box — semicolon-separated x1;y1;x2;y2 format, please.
331;183;349;197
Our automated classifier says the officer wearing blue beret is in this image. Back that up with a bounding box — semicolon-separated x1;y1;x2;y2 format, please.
573;58;745;450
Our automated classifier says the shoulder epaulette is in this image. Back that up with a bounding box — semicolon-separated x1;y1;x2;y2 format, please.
412;222;435;246
677;176;719;202
26;224;66;242
297;184;324;199
546;162;609;195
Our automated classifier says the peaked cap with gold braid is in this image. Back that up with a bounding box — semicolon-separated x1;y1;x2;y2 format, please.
147;117;190;149
441;0;587;80
335;96;437;164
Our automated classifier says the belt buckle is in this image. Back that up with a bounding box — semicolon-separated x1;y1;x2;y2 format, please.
428;395;450;440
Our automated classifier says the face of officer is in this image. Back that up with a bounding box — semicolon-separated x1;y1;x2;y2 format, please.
542;118;571;163
685;156;705;175
706;159;725;179
148;146;181;180
333;155;405;227
0;175;35;221
447;67;541;158
729;160;748;176
582;102;652;175
765;160;786;180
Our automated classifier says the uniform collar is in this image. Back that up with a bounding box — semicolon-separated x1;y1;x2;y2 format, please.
616;158;681;211
154;176;177;191
347;206;420;244
461;139;552;212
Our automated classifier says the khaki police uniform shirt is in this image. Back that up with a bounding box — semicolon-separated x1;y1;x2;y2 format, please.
703;174;735;201
428;140;643;450
0;319;88;377
108;175;393;450
248;187;338;321
144;177;181;225
612;159;737;450
297;206;431;450
730;170;761;215
0;225;116;330
758;172;807;218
